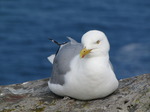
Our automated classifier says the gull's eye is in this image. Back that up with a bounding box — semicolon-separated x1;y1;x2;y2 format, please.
96;40;100;44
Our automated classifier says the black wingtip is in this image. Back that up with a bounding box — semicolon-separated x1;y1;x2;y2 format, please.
48;38;61;46
48;38;68;46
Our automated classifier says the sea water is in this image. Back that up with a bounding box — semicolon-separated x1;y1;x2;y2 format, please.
0;0;150;85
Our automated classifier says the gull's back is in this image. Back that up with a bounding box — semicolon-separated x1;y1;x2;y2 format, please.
50;38;83;85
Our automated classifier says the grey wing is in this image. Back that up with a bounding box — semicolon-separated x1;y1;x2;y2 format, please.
50;41;83;85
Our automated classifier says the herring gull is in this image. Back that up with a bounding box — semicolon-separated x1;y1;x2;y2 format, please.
48;30;118;100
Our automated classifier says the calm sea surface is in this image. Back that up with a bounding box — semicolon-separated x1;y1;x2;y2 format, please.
0;0;150;85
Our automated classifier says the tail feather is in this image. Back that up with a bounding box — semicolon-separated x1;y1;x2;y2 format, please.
47;54;55;64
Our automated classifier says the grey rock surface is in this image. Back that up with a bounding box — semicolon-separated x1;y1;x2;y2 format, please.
0;74;150;112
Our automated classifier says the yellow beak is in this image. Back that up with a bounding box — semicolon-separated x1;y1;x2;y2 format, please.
80;48;92;58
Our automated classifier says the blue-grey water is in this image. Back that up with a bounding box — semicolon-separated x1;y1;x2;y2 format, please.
0;0;150;85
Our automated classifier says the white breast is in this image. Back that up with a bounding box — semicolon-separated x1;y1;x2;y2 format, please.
62;56;119;100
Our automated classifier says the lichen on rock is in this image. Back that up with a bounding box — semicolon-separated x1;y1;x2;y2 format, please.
0;74;150;112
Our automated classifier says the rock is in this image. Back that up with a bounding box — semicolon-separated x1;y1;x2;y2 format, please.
0;74;150;112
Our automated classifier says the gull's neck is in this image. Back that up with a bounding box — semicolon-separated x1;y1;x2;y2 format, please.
81;54;110;66
86;52;109;60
